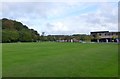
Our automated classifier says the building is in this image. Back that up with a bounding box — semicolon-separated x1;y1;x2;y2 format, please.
91;31;120;42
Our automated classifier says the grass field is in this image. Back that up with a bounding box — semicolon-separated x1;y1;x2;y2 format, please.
2;42;118;77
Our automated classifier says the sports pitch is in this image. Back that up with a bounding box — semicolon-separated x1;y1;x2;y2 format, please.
2;42;118;77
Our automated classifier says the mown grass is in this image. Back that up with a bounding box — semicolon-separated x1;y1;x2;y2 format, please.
2;42;118;77
0;43;2;78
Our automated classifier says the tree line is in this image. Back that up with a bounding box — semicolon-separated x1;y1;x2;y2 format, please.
1;18;97;43
40;34;95;42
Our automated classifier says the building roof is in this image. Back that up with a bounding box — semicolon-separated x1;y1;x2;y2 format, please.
91;31;109;34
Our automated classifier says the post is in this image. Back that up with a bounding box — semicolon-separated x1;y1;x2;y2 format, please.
97;39;99;43
106;39;108;43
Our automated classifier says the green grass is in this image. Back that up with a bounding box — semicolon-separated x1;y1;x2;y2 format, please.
0;43;2;78
2;42;118;77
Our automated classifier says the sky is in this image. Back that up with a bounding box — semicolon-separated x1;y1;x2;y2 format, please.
0;1;118;35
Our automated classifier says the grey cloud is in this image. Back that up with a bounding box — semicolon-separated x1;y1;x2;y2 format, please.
1;2;118;35
46;23;54;28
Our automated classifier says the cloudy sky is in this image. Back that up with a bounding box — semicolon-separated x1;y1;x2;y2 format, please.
1;1;118;35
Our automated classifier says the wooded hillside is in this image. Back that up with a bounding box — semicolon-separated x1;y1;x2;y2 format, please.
1;18;40;43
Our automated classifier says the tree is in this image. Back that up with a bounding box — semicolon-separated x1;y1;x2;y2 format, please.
112;35;117;42
2;30;19;42
94;34;100;43
18;29;32;42
83;35;93;42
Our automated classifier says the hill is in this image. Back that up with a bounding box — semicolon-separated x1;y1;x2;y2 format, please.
1;18;40;43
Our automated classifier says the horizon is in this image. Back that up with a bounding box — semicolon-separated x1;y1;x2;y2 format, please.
1;2;118;35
